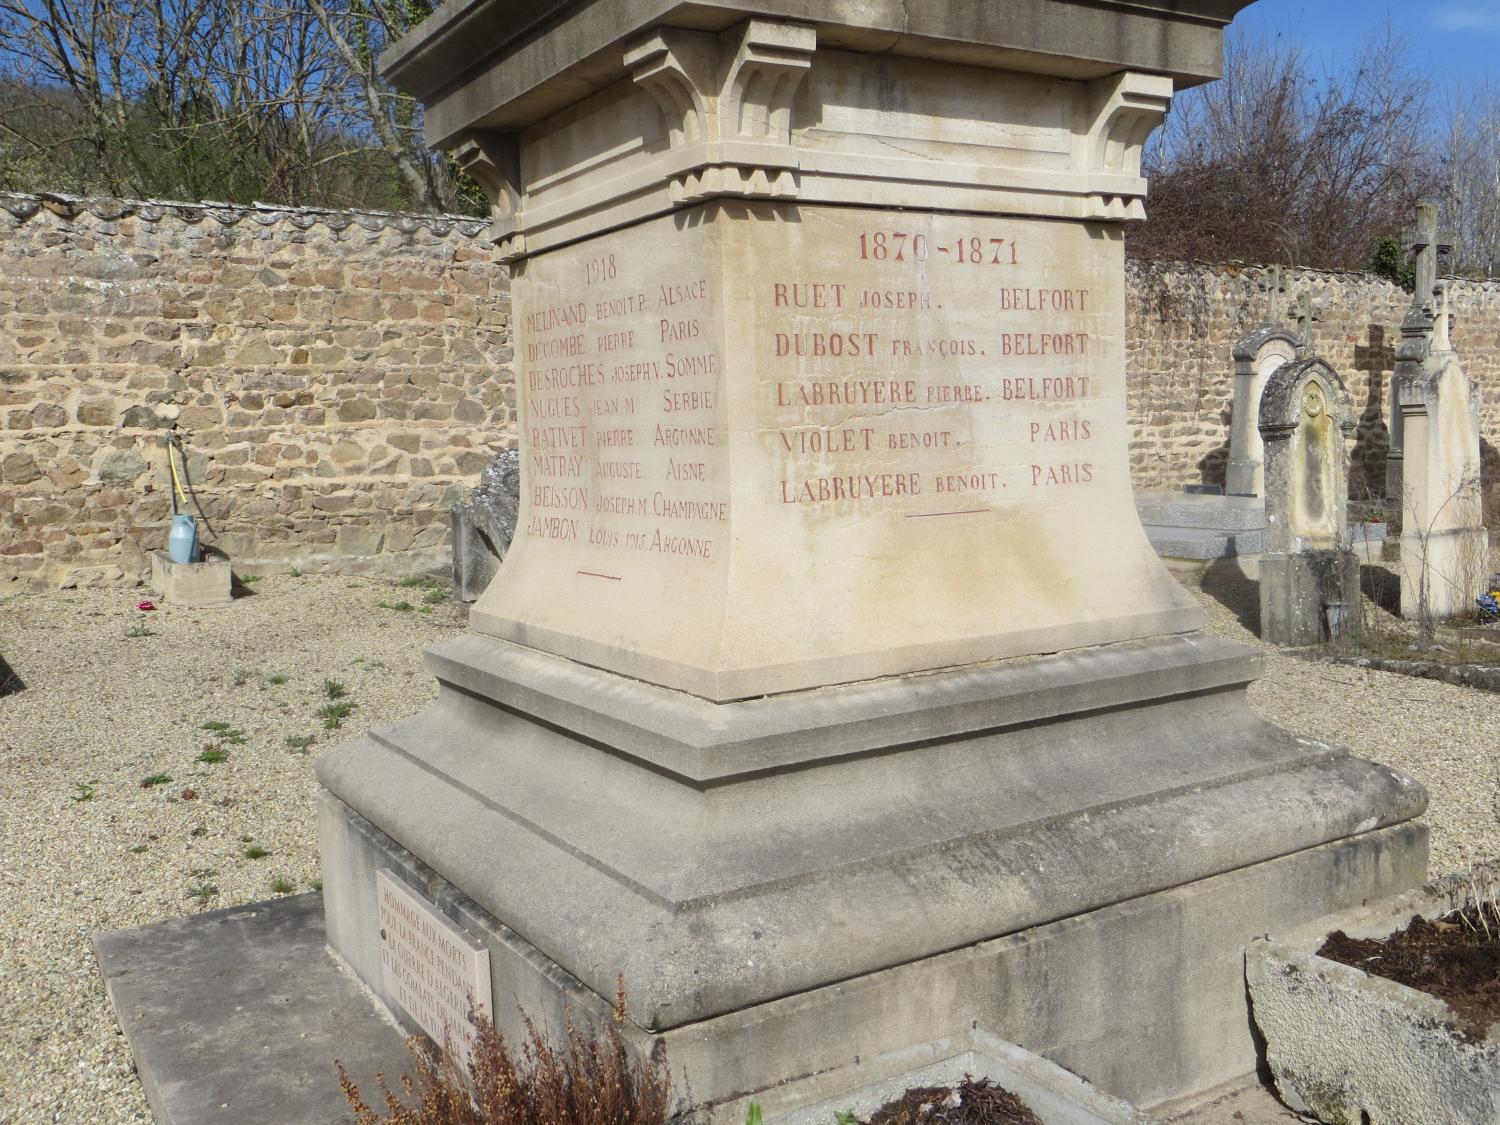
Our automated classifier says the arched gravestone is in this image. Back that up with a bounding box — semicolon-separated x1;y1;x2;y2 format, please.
314;3;1426;1117
1258;358;1362;646
1227;322;1298;497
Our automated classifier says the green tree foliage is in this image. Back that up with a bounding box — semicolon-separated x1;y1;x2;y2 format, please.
1370;236;1417;291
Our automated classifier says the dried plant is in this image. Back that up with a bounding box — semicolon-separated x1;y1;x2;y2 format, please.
336;982;671;1125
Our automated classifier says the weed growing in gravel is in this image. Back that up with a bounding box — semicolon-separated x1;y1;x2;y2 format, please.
271;876;295;894
268;673;288;685
190;826;208;836
233;667;253;686
352;658;387;670
139;773;172;788
398;576;443;589
128;844;148;854
285;734;317;751
125;623;155;638
323;679;348;700
196;748;229;764
201;722;246;744
319;700;356;730
377;600;414;612
241;575;263;585
70;781;98;802
312;878;323;891
290;568;302;578
423;589;446;605
243;845;270;860
186;881;218;906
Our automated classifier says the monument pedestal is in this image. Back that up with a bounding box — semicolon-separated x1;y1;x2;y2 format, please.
311;2;1428;1116
317;631;1425;1116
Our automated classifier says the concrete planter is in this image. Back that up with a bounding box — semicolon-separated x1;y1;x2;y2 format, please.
1247;868;1500;1125
767;1029;1150;1124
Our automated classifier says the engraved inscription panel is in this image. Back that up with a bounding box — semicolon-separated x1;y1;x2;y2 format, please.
477;202;1198;699
377;870;493;1068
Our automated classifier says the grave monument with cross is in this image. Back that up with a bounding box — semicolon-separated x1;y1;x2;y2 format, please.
1293;290;1322;360
1398;281;1489;622
309;1;1429;1119
1387;201;1455;498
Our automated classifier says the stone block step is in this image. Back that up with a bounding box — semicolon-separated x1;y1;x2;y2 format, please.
1144;525;1264;560
1135;491;1268;532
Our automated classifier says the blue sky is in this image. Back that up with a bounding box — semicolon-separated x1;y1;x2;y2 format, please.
1232;1;1498;93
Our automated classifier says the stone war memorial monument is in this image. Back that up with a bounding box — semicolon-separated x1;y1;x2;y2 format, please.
309;1;1429;1118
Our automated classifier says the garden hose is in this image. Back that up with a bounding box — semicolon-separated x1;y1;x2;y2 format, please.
166;438;189;516
164;433;217;539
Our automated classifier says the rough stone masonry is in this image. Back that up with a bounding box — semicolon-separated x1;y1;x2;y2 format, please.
2;190;1497;591
0;192;514;591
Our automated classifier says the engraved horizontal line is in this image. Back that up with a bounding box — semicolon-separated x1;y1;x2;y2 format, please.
577;570;622;581
905;509;989;519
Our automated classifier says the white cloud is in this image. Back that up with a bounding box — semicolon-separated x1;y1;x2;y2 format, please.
1431;3;1500;33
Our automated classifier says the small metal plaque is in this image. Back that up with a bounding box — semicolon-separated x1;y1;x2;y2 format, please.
376;869;492;1067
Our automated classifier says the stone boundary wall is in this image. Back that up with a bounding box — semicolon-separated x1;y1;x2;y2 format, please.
1126;258;1500;509
0;192;514;591
4;190;1498;592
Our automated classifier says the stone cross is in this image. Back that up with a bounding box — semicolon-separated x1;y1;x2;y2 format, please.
1432;282;1453;352
1403;202;1454;314
1261;264;1286;323
1294;291;1321;358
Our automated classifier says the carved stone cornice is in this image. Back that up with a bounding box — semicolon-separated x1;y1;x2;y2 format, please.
1082;72;1174;222
625;20;815;205
453;131;527;261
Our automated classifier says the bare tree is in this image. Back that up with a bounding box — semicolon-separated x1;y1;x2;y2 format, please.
1441;82;1500;277
0;0;481;212
1133;21;1440;270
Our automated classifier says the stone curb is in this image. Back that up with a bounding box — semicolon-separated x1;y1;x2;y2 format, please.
1303;651;1500;693
1247;866;1500;1125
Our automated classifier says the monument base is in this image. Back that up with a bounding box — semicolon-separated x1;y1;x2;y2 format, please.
1260;550;1363;646
315;631;1426;1117
1400;526;1492;622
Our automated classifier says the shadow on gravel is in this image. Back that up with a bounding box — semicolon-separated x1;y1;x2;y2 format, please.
0;653;24;697
1201;556;1262;637
1361;563;1401;617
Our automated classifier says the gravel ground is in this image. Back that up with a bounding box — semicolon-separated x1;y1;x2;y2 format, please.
0;574;466;1124
0;567;1496;1124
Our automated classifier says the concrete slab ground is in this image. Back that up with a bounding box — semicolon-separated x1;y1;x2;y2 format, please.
92;892;412;1125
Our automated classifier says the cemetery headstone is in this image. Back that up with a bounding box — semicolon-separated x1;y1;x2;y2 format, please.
314;3;1427;1118
1398;284;1489;624
449;449;520;602
1386;202;1453;499
1225;265;1298;497
1258;358;1361;645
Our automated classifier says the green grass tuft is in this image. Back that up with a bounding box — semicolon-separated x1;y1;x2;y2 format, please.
317;699;355;730
139;773;172;788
